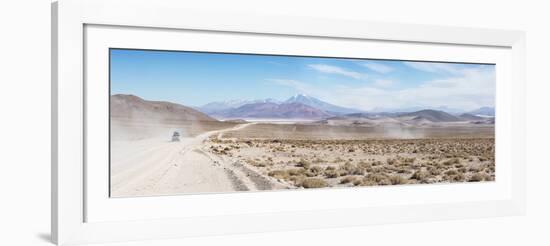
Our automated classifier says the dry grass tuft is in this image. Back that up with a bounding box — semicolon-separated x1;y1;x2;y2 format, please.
388;175;408;185
410;170;430;181
340;176;357;184
468;172;491;182
300;178;328;188
297;159;311;169
364;173;391;185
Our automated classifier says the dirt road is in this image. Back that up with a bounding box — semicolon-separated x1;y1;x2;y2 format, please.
110;123;274;197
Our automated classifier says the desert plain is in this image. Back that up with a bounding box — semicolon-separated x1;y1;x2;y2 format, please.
109;95;495;197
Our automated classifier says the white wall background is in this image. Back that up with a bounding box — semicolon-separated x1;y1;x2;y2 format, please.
0;0;548;245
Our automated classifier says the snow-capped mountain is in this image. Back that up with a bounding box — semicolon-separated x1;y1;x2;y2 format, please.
198;94;362;119
218;101;333;119
284;94;362;114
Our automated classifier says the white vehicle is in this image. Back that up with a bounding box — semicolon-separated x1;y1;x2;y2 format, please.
171;131;180;142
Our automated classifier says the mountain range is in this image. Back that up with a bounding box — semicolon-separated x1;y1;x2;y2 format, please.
198;94;494;120
321;109;494;127
199;94;363;119
111;94;495;126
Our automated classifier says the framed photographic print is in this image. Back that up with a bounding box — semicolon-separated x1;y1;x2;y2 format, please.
108;48;497;197
52;0;526;245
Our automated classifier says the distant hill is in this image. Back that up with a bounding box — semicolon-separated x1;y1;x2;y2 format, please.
398;109;462;122
198;98;281;114
111;94;217;122
217;102;333;119
459;113;484;121
371;105;465;114
467;107;495;117
343;112;401;119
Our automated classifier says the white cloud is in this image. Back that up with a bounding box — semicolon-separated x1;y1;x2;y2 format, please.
360;62;394;73
270;65;495;112
308;64;367;80
403;61;464;74
374;79;395;87
334;66;495;111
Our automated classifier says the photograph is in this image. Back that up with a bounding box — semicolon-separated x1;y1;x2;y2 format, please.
109;48;495;197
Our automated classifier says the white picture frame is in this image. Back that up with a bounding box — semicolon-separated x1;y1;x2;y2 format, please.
52;0;526;245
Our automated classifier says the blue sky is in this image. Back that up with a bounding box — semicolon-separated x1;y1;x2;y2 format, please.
110;49;495;111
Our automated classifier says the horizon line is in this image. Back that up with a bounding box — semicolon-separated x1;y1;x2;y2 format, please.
110;93;494;113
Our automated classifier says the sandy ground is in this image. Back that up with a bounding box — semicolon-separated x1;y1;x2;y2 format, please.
207;138;495;188
110;123;284;197
206;123;495;188
111;120;495;196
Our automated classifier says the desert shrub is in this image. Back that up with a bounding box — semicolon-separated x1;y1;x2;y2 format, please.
352;179;363;186
397;168;410;174
340;176;357;184
370;167;385;174
337;170;349;177
325;166;336;171
364;173;391;185
342;162;355;171
410;170;430;180
324;169;339;178
432;162;444;169
445;169;458;176
429;168;441;176
288;168;305;176
443;158;460;166
444;173;465;182
297;159;311;169
351;167;366;175
357;161;371;169
451;173;465;182
468;172;490;182
386;158;398;165
247;159;266;167
300;178;328;188
309;166;323;174
268;170;288;179
289;175;305;184
402;157;416;164
304;170;317;177
389;175;408;185
360;179;378;186
468;166;481;172
313;158;325;163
